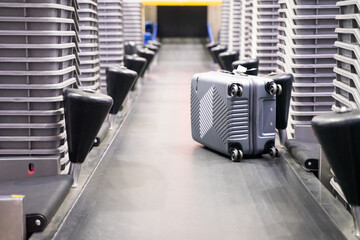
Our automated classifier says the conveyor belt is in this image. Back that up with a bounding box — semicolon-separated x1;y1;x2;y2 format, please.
53;39;349;240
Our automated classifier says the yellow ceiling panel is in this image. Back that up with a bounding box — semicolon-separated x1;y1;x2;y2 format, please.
142;0;222;6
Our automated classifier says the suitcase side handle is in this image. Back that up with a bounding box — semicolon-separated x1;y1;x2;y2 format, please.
232;59;259;76
270;73;293;130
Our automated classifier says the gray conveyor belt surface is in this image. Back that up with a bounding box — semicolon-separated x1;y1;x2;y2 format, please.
53;39;348;240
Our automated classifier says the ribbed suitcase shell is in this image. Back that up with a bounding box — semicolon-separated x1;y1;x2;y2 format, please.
191;71;276;158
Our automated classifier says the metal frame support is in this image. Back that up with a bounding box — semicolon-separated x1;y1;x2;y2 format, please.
0;195;26;240
69;163;82;188
352;206;360;239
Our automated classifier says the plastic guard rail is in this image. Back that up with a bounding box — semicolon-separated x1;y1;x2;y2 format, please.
206;22;214;43
152;22;158;40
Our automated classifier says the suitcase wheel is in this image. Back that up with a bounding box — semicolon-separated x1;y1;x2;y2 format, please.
276;84;282;95
266;82;282;96
230;148;243;162
229;83;243;97
269;147;280;158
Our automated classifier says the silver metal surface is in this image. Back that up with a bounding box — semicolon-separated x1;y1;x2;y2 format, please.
352;206;360;238
282;149;357;240
53;40;351;240
0;195;25;240
320;148;333;192
0;157;59;182
331;177;347;204
278;129;287;146
35;219;41;226
108;114;116;129
69;163;81;188
294;125;317;141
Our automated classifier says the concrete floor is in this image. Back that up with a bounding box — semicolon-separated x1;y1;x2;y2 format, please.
53;40;348;240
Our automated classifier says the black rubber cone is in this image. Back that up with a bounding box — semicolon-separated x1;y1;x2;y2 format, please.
63;89;113;164
210;45;227;68
219;51;239;71
124;54;147;91
106;66;138;114
206;42;219;62
312;109;360;205
148;40;161;48
145;44;159;54
125;41;137;55
206;42;218;52
137;47;155;77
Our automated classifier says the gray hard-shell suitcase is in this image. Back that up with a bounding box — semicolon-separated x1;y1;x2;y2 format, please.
190;70;292;161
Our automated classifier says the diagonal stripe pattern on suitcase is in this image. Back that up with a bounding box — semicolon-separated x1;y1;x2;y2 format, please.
200;86;215;138
190;86;200;136
213;88;228;144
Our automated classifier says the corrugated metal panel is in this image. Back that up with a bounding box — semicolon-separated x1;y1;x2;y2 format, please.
0;0;81;174
333;0;360;111
98;0;124;93
78;0;101;91
123;0;143;46
277;0;338;139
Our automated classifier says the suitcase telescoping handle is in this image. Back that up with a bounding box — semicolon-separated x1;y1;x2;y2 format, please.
311;109;360;238
269;73;293;131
